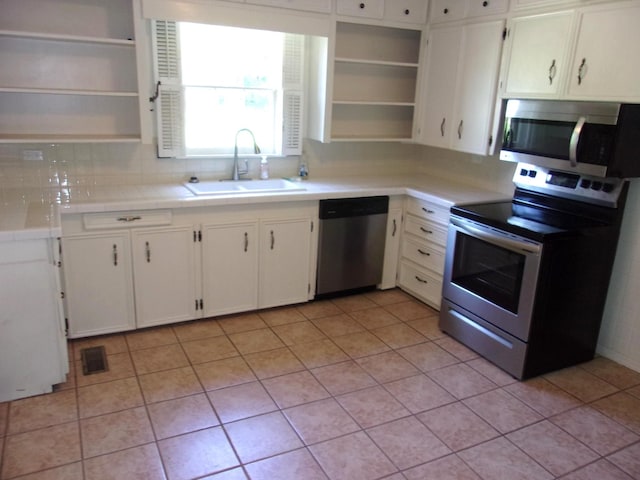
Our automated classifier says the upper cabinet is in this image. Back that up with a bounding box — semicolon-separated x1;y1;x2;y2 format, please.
0;0;142;143
417;19;506;155
248;0;332;13
336;0;429;25
502;2;640;102
430;0;509;23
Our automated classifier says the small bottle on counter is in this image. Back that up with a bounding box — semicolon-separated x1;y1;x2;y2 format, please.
260;155;269;180
298;161;308;179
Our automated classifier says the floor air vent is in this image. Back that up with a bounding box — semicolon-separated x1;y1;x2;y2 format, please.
80;346;109;375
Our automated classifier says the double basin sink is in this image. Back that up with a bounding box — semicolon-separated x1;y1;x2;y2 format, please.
184;178;306;196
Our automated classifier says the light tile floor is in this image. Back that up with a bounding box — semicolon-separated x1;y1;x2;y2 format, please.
2;290;640;480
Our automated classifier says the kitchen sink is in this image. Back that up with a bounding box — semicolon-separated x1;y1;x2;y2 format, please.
184;178;306;195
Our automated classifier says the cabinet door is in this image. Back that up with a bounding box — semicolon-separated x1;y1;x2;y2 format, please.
259;218;311;308
503;12;574;98
336;0;384;19
451;20;505;154
201;221;259;317
248;0;332;13
62;233;135;338
379;208;402;289
132;227;197;328
430;0;468;23
567;4;640;101
384;0;428;24
419;25;462;148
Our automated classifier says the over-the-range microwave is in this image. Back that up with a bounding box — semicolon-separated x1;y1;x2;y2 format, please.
500;99;640;178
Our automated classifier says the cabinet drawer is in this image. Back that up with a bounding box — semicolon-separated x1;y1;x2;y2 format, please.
399;260;442;308
402;237;445;273
384;0;428;24
430;0;467;23
405;197;450;225
467;0;508;18
337;0;384;19
248;0;332;13
83;210;172;231
404;215;448;246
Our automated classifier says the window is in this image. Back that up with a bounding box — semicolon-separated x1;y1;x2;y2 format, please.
152;21;305;158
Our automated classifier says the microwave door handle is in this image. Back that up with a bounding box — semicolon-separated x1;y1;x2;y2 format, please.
569;116;586;168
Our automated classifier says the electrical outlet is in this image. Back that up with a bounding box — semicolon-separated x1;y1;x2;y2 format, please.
22;150;44;161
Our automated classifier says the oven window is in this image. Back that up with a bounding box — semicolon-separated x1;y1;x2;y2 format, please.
451;232;526;314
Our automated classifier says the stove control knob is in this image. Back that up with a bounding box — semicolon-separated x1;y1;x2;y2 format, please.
520;168;528;176
528;170;537;178
603;183;615;193
580;179;591;189
591;181;603;191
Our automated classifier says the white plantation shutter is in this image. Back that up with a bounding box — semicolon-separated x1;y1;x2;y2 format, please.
282;34;305;156
152;20;184;157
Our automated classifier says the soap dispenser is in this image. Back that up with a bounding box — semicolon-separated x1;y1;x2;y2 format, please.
260;155;269;180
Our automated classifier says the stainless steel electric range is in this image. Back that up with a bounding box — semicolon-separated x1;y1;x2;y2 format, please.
439;162;629;379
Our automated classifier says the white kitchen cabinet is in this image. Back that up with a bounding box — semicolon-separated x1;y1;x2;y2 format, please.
336;0;385;19
430;0;508;23
384;0;429;24
379;206;403;289
201;221;259;316
502;11;575;98
248;0;332;13
259;217;312;308
62;232;136;338
0;0;141;143
132;227;198;328
0;239;68;402
418;19;505;155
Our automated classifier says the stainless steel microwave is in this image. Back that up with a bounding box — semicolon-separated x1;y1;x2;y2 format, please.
500;99;640;178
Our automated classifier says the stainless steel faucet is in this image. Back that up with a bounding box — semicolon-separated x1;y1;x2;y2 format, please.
232;128;261;181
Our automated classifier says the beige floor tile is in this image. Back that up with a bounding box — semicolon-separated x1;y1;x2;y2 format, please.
608;442;640;478
434;336;479;361
309;431;397;480
271;321;326;346
138;366;203;404
337;385;409;428
356;351;420;383
560;459;634;480
384;374;456;414
466;357;519;387
283;398;360;445
504;377;582;417
84;444;166;480
244;448;328;480
1;422;81;479
11;462;83;480
194;357;257;391
384;300;434;321
331;294;377;312
259;306;307;327
181;336;239;365
243;347;305;379
130;343;190;375
72;334;128;361
368;416;451;469
228;328;285;355
397;342;459;372
364;289;412;306
418;401;499;452
592;392;640;434
545;365;619;402
311;313;365;337
311;360;377;396
207;382;277;424
218;313;267;334
225;412;303;463
80;406;154;458
331;331;390;358
428;363;497;399
371;322;427;349
158;427;239;480
7;390;77;434
406;315;447;340
349;306;401;330
551;406;639;456
581;356;640;389
404;454;481;480
77;377;144;419
200;468;248;480
289;338;349;369
507;420;599;477
75;352;135;387
0;402;8;437
262;371;330;409
172;318;224;342
462;389;543;434
458;437;553;480
296;300;342;320
125;326;178;351
148;393;219;440
627;384;640;400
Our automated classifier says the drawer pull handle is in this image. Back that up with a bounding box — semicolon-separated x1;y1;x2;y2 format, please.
244;232;249;252
421;207;435;214
577;58;587;85
404;9;410;15
270;230;275;250
418;249;431;256
420;227;433;235
392;219;397;237
359;2;365;8
145;241;151;263
415;275;428;284
113;244;118;266
117;216;142;222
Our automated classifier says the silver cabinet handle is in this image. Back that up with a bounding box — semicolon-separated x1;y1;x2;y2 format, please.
457;120;464;139
548;59;556;85
577;58;587;85
440;117;446;137
113;244;118;266
392;219;397;237
117;215;142;222
145;241;151;263
415;276;428;284
270;230;275;250
244;232;249;252
418;249;431;256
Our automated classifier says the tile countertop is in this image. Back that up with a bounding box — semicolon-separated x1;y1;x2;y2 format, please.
0;175;511;242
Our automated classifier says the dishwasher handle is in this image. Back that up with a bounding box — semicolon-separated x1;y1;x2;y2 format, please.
319;196;389;220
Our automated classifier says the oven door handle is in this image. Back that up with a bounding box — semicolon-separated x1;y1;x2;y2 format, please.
451;218;541;254
569;116;586;168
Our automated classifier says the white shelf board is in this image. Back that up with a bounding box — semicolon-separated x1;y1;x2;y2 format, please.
0;134;141;144
0;87;139;97
334;57;419;68
0;29;135;46
332;100;416;107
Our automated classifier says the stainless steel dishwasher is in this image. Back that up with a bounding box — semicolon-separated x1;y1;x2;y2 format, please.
316;196;389;297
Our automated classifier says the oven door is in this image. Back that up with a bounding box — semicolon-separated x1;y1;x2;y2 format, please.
442;216;542;341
